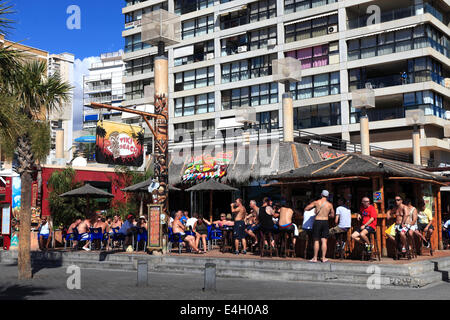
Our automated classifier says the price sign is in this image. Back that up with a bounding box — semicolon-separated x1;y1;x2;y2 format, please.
148;204;163;250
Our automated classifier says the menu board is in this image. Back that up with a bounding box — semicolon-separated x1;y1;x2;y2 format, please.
148;205;162;249
2;206;11;235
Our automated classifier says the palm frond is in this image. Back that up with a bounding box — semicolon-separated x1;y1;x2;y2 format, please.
0;1;15;36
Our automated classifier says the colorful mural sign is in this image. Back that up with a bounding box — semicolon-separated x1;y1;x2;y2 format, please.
182;152;233;182
148;204;163;250
96;121;145;167
319;151;345;160
11;177;21;220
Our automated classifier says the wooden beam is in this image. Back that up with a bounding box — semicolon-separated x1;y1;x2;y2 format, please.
311;156;348;176
333;156;352;173
387;177;447;186
438;189;443;250
90;102;165;120
380;176;387;257
291;144;300;169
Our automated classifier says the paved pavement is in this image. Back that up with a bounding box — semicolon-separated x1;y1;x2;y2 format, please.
0;264;449;300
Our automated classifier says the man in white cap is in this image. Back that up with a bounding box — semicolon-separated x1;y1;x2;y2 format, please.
304;190;335;263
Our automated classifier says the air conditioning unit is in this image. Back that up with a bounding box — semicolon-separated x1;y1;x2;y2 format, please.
206;53;214;60
445;78;450;89
237;46;248;53
267;38;277;47
327;25;338;34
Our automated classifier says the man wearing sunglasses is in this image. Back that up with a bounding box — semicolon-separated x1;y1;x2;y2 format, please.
352;197;377;253
387;195;409;253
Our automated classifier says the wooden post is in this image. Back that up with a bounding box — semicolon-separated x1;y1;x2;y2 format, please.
209;191;213;223
380;177;387;257
438;189;443;250
372;177;382;256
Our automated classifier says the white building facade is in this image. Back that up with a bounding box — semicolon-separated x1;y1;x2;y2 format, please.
83;51;125;131
122;0;450;166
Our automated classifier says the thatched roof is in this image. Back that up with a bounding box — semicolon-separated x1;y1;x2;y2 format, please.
60;184;114;198
122;178;182;192
186;179;238;192
168;142;345;186
273;153;450;184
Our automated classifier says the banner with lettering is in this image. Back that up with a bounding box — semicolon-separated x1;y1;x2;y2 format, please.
95;121;145;167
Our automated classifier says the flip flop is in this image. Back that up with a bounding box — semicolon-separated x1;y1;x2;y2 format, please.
309;259;318;263
321;259;329;263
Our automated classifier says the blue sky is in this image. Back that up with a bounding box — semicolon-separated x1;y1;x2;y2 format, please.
9;0;126;131
9;0;124;59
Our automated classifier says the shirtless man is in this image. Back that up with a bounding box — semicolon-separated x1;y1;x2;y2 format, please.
172;210;200;253
77;218;92;251
387;195;409;253
111;215;122;230
246;200;260;246
231;198;248;255
67;217;82;249
279;201;296;248
213;213;235;228
304;190;335;263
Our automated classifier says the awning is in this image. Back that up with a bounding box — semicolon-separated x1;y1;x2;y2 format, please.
75;136;96;143
216;118;244;130
219;5;247;16
346;24;419;41
284;11;337;26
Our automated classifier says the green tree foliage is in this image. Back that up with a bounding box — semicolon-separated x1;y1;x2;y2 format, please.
47;168;85;229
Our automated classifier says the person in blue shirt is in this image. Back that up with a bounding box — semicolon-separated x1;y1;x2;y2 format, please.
119;214;137;251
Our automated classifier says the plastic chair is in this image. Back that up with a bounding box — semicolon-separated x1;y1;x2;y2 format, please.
89;227;104;250
135;227;148;251
110;227;125;250
64;229;81;250
207;225;223;250
168;227;184;254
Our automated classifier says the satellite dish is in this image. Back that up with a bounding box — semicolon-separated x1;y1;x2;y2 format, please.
148;180;160;193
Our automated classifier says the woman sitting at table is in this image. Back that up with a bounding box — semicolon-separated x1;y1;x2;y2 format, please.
194;215;209;253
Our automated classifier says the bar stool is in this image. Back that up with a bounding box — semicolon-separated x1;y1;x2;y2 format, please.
334;231;349;260
279;229;296;258
361;232;381;261
302;230;313;259
259;230;277;257
220;228;233;253
394;232;413;260
418;230;433;256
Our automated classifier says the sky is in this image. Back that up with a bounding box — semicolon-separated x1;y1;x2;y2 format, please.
8;0;125;130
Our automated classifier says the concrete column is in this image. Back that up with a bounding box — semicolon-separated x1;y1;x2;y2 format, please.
360;115;370;156
282;93;294;143
155;57;169;96
56;129;65;159
412;125;421;166
136;259;148;287
203;263;216;291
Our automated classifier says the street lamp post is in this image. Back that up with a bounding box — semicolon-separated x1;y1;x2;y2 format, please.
272;57;302;143
352;83;375;156
405;109;425;166
141;10;181;219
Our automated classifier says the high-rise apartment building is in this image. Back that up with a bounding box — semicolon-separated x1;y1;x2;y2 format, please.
47;53;75;165
122;0;450;166
83;51;125;131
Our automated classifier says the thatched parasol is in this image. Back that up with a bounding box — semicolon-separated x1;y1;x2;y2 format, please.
187;179;238;221
60;184;114;220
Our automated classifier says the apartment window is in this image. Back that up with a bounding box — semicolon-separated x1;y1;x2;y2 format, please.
222;83;277;110
174;41;214;66
220;0;276;30
249;27;277;51
175;0;214;15
286;42;338;69
182;15;214;39
125;34;151;53
174;66;215;91
175;93;215;117
257;111;279;132
174;120;215;142
125;79;153;101
124;3;168;24
284;0;338;14
290;72;340;100
125;56;154;76
285;14;338;43
221;54;275;83
404;90;447;118
294;103;341;129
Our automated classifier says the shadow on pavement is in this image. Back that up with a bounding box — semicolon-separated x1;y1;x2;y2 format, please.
432;261;449;282
0;284;51;300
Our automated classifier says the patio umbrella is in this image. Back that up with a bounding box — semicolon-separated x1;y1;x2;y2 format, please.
60;183;114;220
186;179;238;221
122;179;183;215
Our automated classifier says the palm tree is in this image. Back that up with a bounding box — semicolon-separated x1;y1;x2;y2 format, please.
9;61;72;280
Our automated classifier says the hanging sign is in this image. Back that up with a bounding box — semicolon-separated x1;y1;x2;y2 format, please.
147;204;163;250
95;121;145;167
182;152;233;182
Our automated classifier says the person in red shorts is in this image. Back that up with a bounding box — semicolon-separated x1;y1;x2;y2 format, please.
352;197;378;253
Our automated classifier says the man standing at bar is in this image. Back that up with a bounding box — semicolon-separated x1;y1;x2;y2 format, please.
231;198;248;255
352;197;378;253
386;195;409;253
305;190;335;263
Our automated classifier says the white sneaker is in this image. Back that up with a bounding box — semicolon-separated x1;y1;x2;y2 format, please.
82;247;91;251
